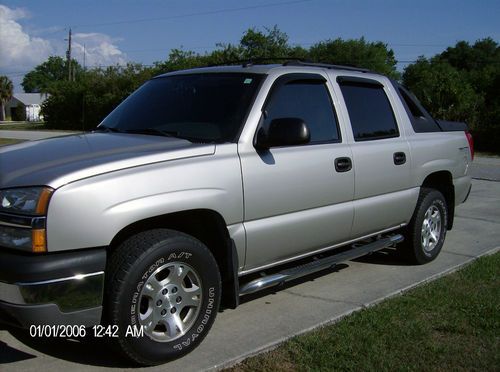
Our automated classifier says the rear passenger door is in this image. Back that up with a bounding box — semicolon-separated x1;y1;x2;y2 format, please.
337;76;414;238
239;73;354;271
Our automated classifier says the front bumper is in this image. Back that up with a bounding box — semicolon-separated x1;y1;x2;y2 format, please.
0;247;106;328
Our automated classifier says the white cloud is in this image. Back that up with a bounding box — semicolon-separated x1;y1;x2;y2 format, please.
72;32;127;67
0;5;127;90
0;5;53;69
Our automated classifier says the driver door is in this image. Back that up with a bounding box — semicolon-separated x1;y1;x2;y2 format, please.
239;73;355;272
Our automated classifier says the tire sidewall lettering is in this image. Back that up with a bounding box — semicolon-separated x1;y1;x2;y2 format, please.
127;248;218;352
172;286;216;351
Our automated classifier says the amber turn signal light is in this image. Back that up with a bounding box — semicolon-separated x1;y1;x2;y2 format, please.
32;229;47;253
35;188;54;215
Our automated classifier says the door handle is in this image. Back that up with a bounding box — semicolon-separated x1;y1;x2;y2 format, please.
334;157;352;172
393;152;406;165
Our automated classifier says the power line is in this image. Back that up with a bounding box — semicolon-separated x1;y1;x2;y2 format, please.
121;41;450;55
73;0;313;28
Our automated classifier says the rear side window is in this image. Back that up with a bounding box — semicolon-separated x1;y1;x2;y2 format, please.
264;80;340;143
339;82;399;141
399;88;424;118
393;83;442;133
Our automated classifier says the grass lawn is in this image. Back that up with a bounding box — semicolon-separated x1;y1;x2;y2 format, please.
0;138;25;147
228;252;499;371
0;122;46;130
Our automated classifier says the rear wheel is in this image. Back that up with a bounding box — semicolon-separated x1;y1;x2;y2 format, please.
106;229;221;365
400;188;448;264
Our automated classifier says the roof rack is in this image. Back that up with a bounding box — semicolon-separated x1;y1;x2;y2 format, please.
282;60;371;73
202;58;371;73
206;57;302;68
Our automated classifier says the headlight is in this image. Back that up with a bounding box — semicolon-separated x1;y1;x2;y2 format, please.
0;187;53;215
0;187;53;253
0;226;33;251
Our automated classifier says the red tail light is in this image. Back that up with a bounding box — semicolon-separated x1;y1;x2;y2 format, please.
465;132;474;161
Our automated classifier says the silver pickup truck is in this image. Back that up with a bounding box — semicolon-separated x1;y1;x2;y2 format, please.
0;62;473;365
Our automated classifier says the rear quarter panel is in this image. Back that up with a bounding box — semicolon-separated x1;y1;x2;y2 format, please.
408;131;472;204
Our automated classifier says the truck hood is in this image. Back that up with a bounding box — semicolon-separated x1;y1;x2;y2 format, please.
0;133;215;189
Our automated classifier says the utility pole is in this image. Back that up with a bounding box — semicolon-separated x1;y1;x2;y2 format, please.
82;42;86;132
66;28;72;81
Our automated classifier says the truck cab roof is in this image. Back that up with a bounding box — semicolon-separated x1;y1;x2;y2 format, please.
155;61;380;79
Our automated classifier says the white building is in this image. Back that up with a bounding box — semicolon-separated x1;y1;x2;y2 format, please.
5;93;49;122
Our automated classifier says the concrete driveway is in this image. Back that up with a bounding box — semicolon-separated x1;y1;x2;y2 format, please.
0;160;499;371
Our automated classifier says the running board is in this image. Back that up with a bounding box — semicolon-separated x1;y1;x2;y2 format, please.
239;234;403;296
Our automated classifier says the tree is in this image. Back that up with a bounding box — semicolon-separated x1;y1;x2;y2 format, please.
437;38;500;129
239;26;291;59
0;75;13;121
39;28;404;130
403;38;500;152
403;58;481;125
42;62;156;130
22;56;82;93
308;37;399;78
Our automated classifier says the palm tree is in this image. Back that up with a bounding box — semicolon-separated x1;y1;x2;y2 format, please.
0;75;14;121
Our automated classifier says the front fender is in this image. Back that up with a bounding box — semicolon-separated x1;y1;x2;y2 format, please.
46;145;243;251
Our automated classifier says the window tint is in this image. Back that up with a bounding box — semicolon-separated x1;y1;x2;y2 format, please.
393;83;442;133
339;83;399;141
101;73;264;143
264;80;340;143
399;88;424;118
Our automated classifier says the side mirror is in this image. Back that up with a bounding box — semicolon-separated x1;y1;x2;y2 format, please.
256;118;310;149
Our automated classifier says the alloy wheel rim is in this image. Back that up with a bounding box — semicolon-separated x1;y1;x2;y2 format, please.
421;205;442;253
138;261;202;342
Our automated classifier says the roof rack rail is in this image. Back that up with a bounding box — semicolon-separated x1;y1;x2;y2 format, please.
282;60;371;73
206;57;305;68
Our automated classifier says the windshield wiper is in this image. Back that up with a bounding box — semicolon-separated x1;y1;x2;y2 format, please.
124;128;196;142
94;125;123;133
124;128;178;137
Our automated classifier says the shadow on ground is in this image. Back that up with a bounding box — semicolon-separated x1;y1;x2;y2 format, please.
353;247;414;266
0;325;132;368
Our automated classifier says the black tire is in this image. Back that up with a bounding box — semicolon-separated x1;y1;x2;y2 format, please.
400;188;448;264
106;229;221;366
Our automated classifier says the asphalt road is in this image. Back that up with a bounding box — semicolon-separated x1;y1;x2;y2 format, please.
0;130;76;140
0;157;499;371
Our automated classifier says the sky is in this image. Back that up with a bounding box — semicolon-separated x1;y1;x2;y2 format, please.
0;0;499;92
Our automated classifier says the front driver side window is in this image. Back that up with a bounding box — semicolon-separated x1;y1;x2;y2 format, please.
263;78;340;144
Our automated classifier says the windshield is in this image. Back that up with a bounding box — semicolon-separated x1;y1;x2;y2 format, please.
100;73;264;143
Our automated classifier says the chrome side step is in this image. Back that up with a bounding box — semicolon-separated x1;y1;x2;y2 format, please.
239;234;403;296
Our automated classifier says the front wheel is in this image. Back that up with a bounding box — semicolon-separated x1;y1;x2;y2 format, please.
106;229;221;365
400;188;448;264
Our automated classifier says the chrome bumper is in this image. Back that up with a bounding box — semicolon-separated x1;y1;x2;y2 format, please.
0;247;106;327
0;271;104;312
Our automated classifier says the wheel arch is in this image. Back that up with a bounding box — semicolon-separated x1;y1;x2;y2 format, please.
421;171;455;230
108;209;240;309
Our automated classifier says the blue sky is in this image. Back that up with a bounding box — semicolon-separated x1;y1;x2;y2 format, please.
1;0;499;92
